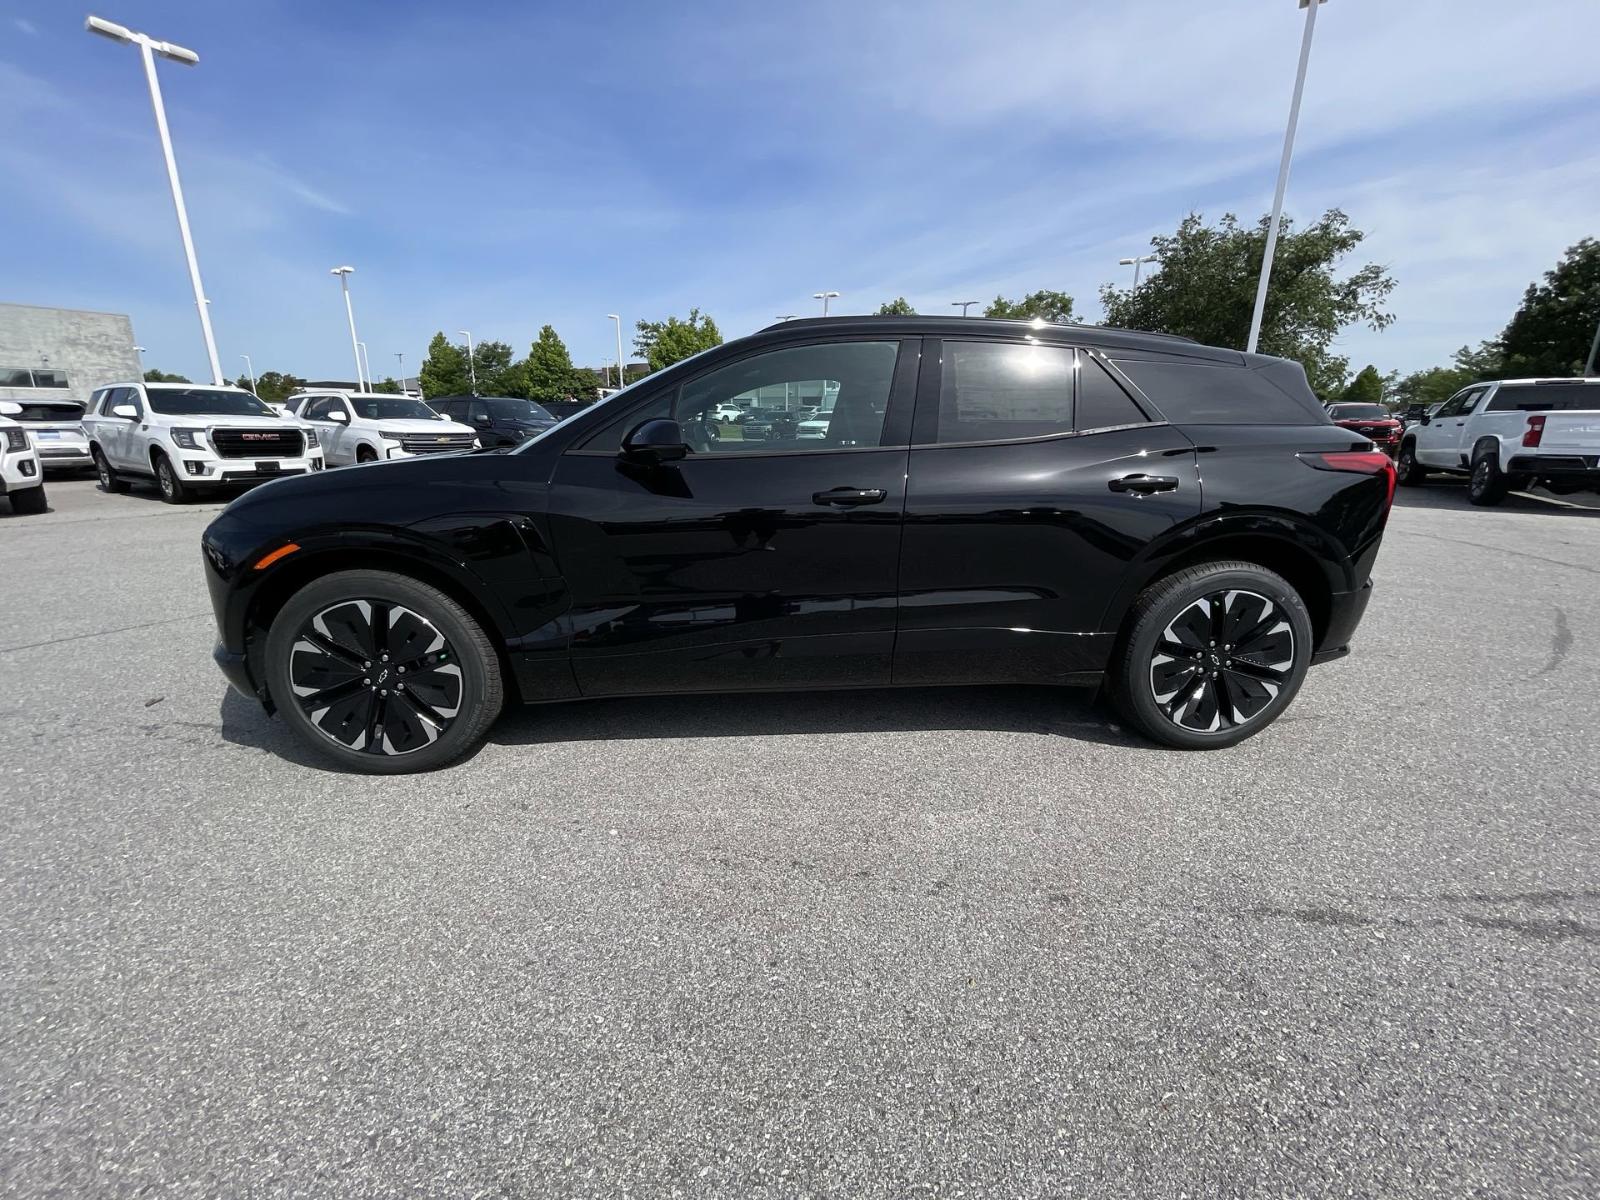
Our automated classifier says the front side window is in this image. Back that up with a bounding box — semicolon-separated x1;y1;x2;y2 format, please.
1436;388;1483;419
144;388;274;417
303;397;335;421
933;341;1075;444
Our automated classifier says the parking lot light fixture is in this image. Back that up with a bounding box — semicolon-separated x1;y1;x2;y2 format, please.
1118;255;1158;286
951;301;978;317
240;354;256;394
86;14;221;385
607;315;625;391
459;331;476;392
395;352;406;392
1247;0;1327;355
813;291;840;316
330;267;366;390
358;342;374;392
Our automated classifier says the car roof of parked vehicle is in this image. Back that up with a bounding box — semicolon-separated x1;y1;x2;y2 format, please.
1482;376;1600;386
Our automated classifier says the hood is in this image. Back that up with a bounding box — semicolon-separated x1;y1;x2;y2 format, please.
188;412;311;429
374;418;477;436
1334;417;1399;429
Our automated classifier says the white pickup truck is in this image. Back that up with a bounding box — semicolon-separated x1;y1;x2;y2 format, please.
1396;377;1600;505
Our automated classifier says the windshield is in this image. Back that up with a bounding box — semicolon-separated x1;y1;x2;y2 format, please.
10;401;85;422
486;397;554;423
146;389;278;417
350;396;441;421
1328;403;1390;420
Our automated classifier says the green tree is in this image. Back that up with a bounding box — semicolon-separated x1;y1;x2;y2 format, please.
471;340;521;395
231;370;305;407
1390;343;1504;411
371;377;402;394
419;332;471;398
1099;209;1395;397
524;325;590;403
876;297;916;316
143;368;190;383
634;308;723;373
1496;238;1600;377
984;290;1076;323
1340;365;1384;405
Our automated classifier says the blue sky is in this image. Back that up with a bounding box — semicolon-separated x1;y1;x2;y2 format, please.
2;0;1596;383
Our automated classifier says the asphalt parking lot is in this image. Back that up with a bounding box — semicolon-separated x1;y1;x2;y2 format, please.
3;475;1598;1197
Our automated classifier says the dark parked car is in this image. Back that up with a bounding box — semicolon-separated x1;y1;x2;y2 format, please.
427;395;558;447
543;398;596;422
1325;402;1401;457
203;316;1394;773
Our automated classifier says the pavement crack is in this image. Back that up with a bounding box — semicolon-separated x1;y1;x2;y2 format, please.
1535;606;1572;676
0;612;213;656
1389;530;1600;576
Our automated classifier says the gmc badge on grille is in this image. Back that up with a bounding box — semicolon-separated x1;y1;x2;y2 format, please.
242;432;274;441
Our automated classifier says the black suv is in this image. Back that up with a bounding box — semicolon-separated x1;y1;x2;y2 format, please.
204;317;1393;773
427;394;558;447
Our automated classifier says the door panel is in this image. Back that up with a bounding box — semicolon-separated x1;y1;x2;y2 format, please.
546;449;908;694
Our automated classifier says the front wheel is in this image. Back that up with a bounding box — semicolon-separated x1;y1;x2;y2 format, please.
1395;442;1427;486
154;452;188;504
1109;561;1313;750
9;482;48;515
1467;451;1509;506
264;569;504;773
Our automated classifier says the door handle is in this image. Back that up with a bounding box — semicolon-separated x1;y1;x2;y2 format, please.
813;486;886;507
1108;474;1179;494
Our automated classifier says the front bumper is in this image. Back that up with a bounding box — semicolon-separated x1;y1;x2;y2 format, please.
176;451;324;484
0;450;42;494
212;641;259;701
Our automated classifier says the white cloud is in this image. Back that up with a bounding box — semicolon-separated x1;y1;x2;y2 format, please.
13;18;38;37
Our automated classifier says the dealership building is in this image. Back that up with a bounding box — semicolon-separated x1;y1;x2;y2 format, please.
0;302;143;411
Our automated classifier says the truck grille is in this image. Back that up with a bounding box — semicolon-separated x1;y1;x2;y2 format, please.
399;433;475;455
211;428;305;459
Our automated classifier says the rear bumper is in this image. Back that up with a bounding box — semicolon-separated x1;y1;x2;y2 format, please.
1312;578;1374;665
1506;454;1600;481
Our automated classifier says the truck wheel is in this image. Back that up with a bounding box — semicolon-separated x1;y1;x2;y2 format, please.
9;482;48;515
264;569;504;774
92;446;129;493
1395;441;1427;486
356;445;378;463
1468;449;1509;506
154;452;189;504
1109;560;1312;750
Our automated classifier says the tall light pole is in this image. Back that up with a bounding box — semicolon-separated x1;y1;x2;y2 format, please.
330;266;365;389
813;290;840;316
86;16;222;385
459;330;476;392
1119;255;1158;286
240;354;256;394
951;300;979;317
395;352;406;392
358;342;374;391
1247;0;1326;355
607;314;625;390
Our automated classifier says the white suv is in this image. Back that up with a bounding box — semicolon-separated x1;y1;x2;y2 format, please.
0;403;47;514
284;391;478;466
83;381;323;503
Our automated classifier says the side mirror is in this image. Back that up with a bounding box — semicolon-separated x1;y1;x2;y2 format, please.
476;414;491;425
621;418;688;465
327;410;349;423
112;403;138;419
1419;413;1431;425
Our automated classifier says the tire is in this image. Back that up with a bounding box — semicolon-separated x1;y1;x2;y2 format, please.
1109;560;1313;750
153;452;188;504
1467;448;1509;507
1395;440;1427;486
92;446;129;493
264;569;504;774
9;482;48;515
356;445;378;464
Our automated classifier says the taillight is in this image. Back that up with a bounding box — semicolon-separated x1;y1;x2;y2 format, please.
1299;449;1396;508
1523;414;1546;448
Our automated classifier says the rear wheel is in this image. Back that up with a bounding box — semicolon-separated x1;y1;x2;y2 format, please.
1110;561;1312;750
92;446;128;493
9;482;48;514
1467;449;1509;506
154;452;188;504
1395;441;1427;486
264;569;504;774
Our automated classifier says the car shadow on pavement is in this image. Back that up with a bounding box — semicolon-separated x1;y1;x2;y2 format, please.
1392;479;1600;516
218;683;1141;772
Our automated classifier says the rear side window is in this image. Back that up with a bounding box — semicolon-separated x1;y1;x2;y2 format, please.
935;341;1075;443
1077;357;1150;430
1487;382;1600;412
1113;357;1321;425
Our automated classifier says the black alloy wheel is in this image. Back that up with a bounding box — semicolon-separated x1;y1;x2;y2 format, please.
1468;452;1509;506
265;570;503;773
93;446;128;493
155;453;187;504
1111;560;1312;750
1395;442;1426;486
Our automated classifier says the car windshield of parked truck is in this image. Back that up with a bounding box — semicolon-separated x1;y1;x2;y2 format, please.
1487;383;1600;412
10;401;85;422
350;397;442;421
486;398;555;422
144;389;278;417
1328;403;1390;420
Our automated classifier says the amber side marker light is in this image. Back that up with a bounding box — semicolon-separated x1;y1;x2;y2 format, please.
254;543;301;570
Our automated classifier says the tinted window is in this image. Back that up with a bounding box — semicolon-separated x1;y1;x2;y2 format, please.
145;388;275;417
31;369;68;389
114;388;142;417
485;397;554;422
1077;357;1150;430
9;401;86;422
467;400;491;424
0;368;32;387
1486;382;1600;412
1113;358;1320;425
303;397;336;420
934;341;1075;443
1327;403;1389;421
1436;389;1482;419
349;396;438;421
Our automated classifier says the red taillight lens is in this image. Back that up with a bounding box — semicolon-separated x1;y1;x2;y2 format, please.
1523;414;1546;448
1300;449;1397;508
